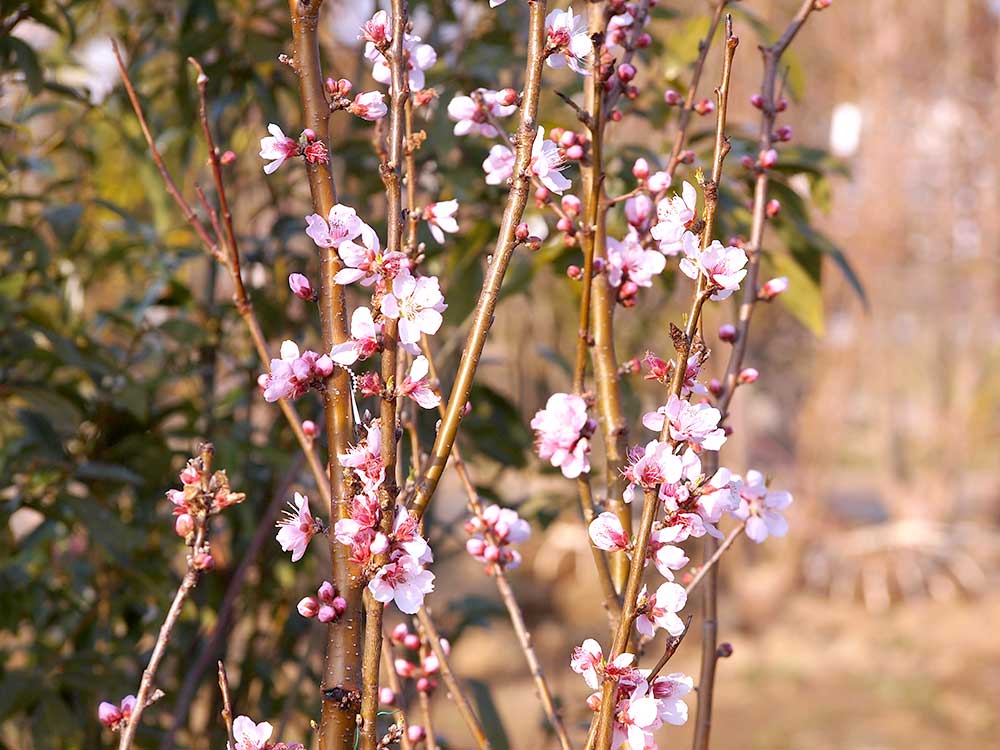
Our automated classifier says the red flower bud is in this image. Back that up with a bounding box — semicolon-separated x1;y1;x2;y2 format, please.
738;367;759;384
765;199;781;218
718;323;738;343
497;88;519;106
750;94;764;110
565;144;584;160
515;222;530;241
664;89;681;106
617;63;636;82
695;98;715;116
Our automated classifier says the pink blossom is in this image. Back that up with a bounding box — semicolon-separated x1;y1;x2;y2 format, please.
329;307;381;366
334;221;407;287
232;715;273;750
606;12;635;49
339;421;385;492
647;170;670;192
259;124;299;174
624;193;653;230
622;441;683;503
380;270;448;350
531;127;571;194
483;144;515;185
398;355;440;409
545;8;593;75
98;695;135;728
447;90;516;137
732;470;793;543
589;511;630;552
643;395;726;451
348;91;388;121
368;554;435;614
606;231;666;289
305;203;364;249
392;506;430;560
423;200;459;244
276;492;321;562
570;638;604;690
696;467;741;524
262;340;334;402
288;273;314;300
466;505;531;571
530;392;592;478
651;181;697;255
649;672;693;725
679;235;749;300
364;14;437;90
636;582;687;638
647;527;689;580
613;680;661;750
760;275;789;300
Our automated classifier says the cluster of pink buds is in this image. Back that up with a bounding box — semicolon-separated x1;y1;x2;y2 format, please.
98;695;135;731
324;76;388;121
389;623;450;695
549;127;590;163
465;504;532;573
297;580;347;622
166;447;245;557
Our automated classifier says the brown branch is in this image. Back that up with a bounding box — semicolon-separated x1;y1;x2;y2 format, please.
217;661;237;750
646;615;694;682
409;0;549;521
360;0;411;745
690;6;817;750
415;608;492;750
381;633;414;750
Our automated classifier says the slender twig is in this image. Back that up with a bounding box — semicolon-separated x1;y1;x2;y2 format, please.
591;23;739;750
360;0;410;744
684;522;744;598
415;608;492;750
381;633;414;750
417;640;437;750
111;43;331;505
409;0;549;522
217;661;237;749
690;6;818;750
419;340;576;750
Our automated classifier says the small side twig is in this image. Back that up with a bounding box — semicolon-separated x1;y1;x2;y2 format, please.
217;661;236;750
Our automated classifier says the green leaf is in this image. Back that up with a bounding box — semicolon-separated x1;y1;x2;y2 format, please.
467;679;511;750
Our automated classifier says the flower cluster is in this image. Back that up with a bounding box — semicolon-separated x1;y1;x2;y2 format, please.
447;88;517;138
98;695;135;730
261;340;334;403
166;451;245;560
297;580;347;622
571;640;693;750
230;715;303;750
388;622;449;695
530;392;595;479
465;504;532;573
362;10;437;92
333;421;435;614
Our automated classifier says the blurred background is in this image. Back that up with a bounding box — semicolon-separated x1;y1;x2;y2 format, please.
2;0;998;748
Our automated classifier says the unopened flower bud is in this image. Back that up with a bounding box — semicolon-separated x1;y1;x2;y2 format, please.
466;538;487;557
297;596;320;618
592;257;606;274
395;658;416;677
549;127;565;143
257;373;269;390
380;687;396;705
484;544;501;562
497;88;518;106
439;638;451;655
193;552;215;570
738;367;759;384
314;354;334;378
637;32;652;48
565;144;584;160
814;0;832;8
567;265;582;280
317;604;337;622
407;725;426;742
515;222;530;241
98;702;122;727
609;110;622;122
760;148;778;168
664;89;681;106
302;128;317;142
717;642;734;658
423;653;440;674
776;97;788;112
632;158;650;180
180;466;200;486
175;513;194;538
220;150;236;165
318;580;336;604
391;623;409;643
535;186;550;203
708;378;723;396
462;401;473;416
325;77;338;96
586;693;602;712
559;130;577;148
302;419;318;438
718;323;738;343
561;194;582;216
775;125;793;142
417;677;436;693
740;155;755;169
765;198;781;218
750;94;764;109
557;217;574;234
526;236;543;252
617;63;636;82
680;150;695;164
760;276;789;300
695;98;715;116
403;633;421;651
289;272;315;300
332;596;347;616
